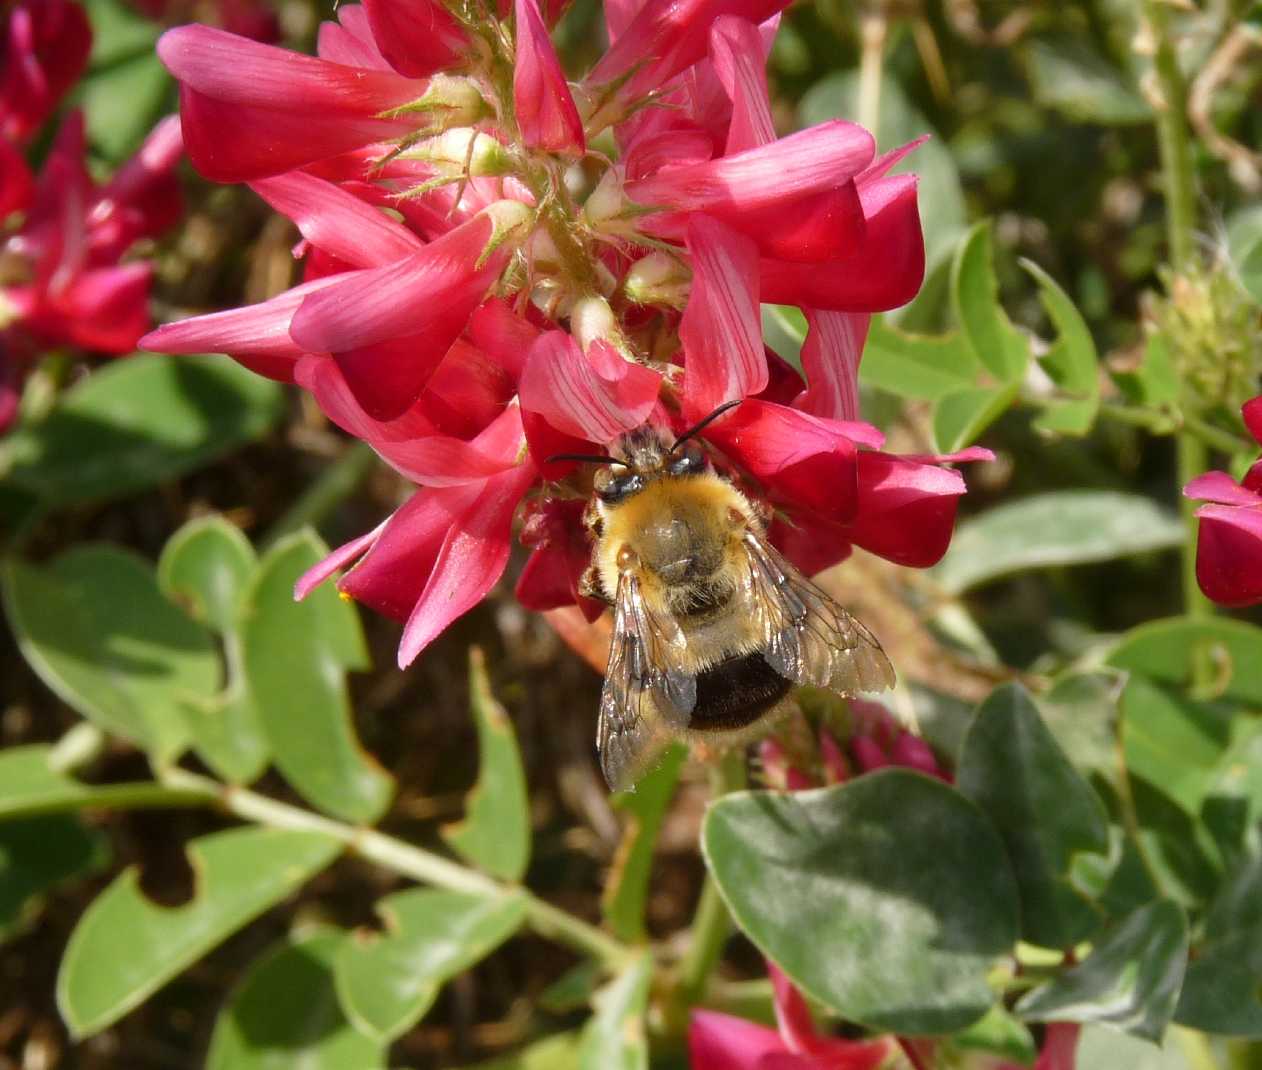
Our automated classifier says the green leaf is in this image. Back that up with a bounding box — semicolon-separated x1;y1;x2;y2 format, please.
159;516;268;783
442;649;530;881
1016;900;1189;1042
1174;853;1262;1035
800;72;966;270
703;773;1019;1034
1025;38;1152;125
0;745;206;820
761;305;807;367
3;547;220;761
1021;259;1101;436
1077;1024;1195;1069
951;221;1031;384
933;382;1018;453
931;492;1185;595
0;816;109;940
462;1033;581;1070
334;889;526;1042
57;827;342;1037
1111;335;1180;411
578;955;652;1070
1107;617;1262;706
1038;670;1127;792
958;684;1110;949
602;744;684;942
81;52;170;162
207;928;385;1070
861;316;981;401
0;355;285;525
159;516;256;633
240;532;392;824
1120;677;1234;817
82;0;160;67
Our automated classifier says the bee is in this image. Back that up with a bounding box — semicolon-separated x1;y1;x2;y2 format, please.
552;401;896;791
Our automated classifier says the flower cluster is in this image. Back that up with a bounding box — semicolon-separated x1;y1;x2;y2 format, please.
0;0;184;431
142;0;990;668
1185;396;1262;607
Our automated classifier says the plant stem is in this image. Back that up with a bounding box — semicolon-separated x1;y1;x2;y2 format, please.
264;440;378;548
1143;0;1197;273
857;6;887;136
157;767;633;969
675;748;747;1009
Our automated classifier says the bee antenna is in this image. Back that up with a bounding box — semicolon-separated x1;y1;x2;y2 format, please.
544;453;626;467
671;399;743;453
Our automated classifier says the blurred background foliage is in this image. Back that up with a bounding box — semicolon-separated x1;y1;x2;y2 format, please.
2;0;1262;1067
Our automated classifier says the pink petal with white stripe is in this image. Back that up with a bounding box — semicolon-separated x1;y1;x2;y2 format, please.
520;331;661;445
709;16;775;153
249;172;422;269
794;309;869;422
680;215;766;419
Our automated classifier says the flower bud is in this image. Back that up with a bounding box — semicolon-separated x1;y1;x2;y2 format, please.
571;295;632;356
402;128;512;176
387;74;490;127
624;251;690;308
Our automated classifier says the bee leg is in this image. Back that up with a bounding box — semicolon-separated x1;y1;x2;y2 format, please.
579;564;612;605
582;500;603;538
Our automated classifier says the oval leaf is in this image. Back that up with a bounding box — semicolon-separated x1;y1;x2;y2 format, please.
950;221;1030;384
957;683;1110;949
3;548;219;762
1107;617;1262;706
1021;258;1100;436
0;816;109;940
335;889;527;1042
57;827;342;1037
702;772;1019;1034
208;927;385;1070
442;648;530;881
240;532;393;824
1016;899;1189;1043
932;492;1185;595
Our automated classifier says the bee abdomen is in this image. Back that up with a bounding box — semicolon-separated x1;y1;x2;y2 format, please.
688;651;791;731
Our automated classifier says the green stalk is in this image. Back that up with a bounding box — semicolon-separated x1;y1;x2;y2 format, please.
1143;0;1211;620
157;766;633;969
675;749;748;1009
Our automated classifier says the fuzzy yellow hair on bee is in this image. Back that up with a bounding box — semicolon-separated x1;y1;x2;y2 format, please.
563;405;895;792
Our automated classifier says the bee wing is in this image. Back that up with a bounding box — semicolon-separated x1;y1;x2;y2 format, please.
742;530;895;696
597;572;697;792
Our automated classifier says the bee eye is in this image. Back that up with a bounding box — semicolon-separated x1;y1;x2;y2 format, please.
596;472;645;503
667;443;707;477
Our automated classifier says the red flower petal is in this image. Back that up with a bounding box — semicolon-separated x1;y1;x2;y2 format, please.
847;451;967;567
514;0;585;154
1244;396;1262;446
1184;470;1262;508
759;174;924;311
689;1010;785;1070
0;136;33;219
140;275;345;382
361;0;468;79
290;212;515;420
0;0;91;144
519;331;661;445
159;26;423;181
709;16;776;154
294;520;386;601
681;215;766;419
1195;503;1262;607
467;297;541;383
703;400;858;521
316;3;393;69
250;172;423;269
628;121;873;259
794;309;869;422
398;461;538;666
89;115;185;264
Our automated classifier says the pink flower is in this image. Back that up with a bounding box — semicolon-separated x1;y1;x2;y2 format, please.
0;0;91;145
1;111;183;431
140;0;978;669
690;962;894;1069
1184;397;1262;607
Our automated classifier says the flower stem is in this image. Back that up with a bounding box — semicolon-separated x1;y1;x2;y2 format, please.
676;748;747;1009
1143;0;1197;273
156;766;634;969
1177;429;1213;618
263;440;378;548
